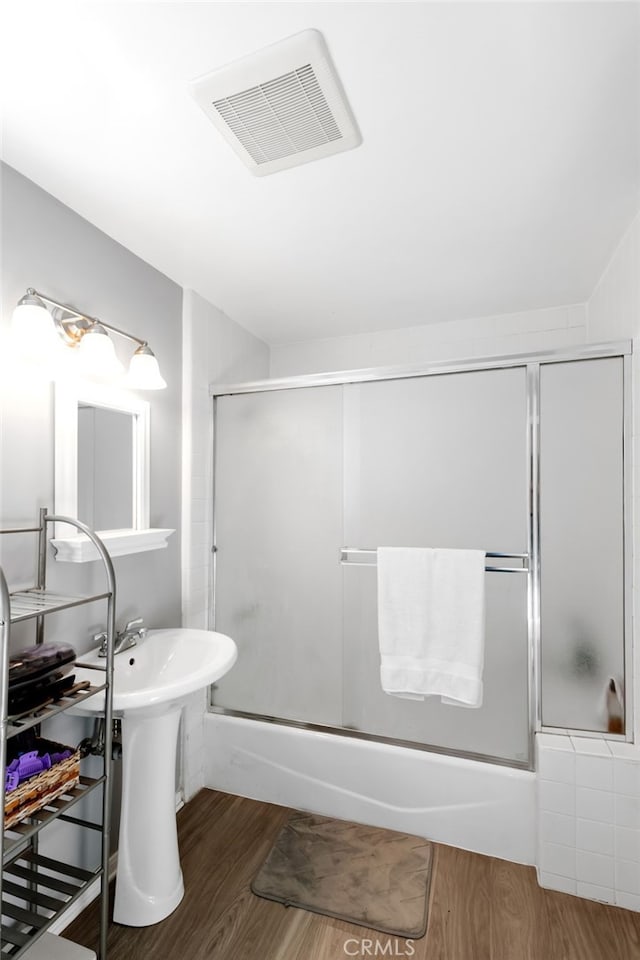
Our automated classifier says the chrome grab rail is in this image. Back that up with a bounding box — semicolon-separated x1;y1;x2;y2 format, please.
340;547;529;574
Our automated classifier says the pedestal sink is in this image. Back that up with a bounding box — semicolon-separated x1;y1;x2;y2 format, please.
73;628;237;927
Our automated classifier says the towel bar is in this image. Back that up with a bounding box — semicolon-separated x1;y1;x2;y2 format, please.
339;548;529;574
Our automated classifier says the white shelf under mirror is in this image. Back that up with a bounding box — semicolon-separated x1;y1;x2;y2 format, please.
51;527;174;562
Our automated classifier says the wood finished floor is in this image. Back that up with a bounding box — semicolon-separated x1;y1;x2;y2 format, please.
67;789;640;960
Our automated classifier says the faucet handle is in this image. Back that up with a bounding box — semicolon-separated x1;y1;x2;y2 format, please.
122;617;144;633
93;631;108;656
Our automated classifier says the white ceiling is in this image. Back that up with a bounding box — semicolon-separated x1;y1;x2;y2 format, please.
2;2;639;344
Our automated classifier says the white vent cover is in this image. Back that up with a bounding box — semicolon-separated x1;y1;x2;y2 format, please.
190;30;362;176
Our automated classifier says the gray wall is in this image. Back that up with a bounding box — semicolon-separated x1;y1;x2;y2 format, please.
0;162;182;643
0;162;183;869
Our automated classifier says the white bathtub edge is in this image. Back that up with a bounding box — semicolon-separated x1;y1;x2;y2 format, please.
204;713;536;865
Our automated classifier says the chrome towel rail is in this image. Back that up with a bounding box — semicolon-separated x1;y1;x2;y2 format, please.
340;548;529;574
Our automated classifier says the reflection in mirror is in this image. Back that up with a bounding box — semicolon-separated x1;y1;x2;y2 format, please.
54;381;174;561
77;404;134;530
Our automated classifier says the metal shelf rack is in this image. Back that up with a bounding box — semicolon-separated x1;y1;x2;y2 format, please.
0;509;115;959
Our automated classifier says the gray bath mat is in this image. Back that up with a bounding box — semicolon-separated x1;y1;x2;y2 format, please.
251;812;433;938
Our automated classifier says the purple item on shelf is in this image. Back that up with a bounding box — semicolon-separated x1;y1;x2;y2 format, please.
16;751;43;779
5;770;19;793
10;750;53;784
4;744;75;797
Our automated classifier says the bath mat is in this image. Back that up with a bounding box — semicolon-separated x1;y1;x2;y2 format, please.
251;812;433;938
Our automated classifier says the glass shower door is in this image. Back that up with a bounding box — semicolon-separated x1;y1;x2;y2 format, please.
539;357;626;733
211;348;629;767
212;386;344;726
213;367;531;764
341;368;530;763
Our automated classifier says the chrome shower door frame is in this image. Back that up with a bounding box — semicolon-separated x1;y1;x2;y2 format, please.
209;341;633;770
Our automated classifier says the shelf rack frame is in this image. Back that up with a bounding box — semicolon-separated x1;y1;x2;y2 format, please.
0;509;115;959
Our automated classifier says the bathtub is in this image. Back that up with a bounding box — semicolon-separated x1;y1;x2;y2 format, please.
204;713;536;864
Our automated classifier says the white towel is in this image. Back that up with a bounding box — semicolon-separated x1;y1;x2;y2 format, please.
377;547;486;708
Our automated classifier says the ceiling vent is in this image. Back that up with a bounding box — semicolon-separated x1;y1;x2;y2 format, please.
189;30;362;176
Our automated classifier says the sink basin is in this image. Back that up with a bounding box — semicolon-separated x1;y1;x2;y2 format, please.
74;628;237;927
75;627;237;716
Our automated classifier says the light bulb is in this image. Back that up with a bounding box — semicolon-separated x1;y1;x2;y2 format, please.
125;345;167;390
76;324;124;381
11;291;61;363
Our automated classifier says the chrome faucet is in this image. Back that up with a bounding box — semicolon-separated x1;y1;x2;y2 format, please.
96;617;147;657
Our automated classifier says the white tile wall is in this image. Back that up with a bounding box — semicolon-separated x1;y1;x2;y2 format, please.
539;871;576;895
576;881;615;905
576;819;614;856
537;733;640;910
576;850;615;888
616;795;640;830
576;786;614;823
575;755;614;791
616;760;640;797
572;737;612;755
617;891;640;912
541;810;576;846
539;745;575;783
616;825;640;862
539;779;576;816
616;859;640;895
181;288;269;799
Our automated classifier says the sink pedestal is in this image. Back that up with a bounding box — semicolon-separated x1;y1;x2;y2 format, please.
114;705;184;926
72;627;237;927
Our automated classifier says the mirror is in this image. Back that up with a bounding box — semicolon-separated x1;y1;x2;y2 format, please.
77;404;135;530
53;381;173;561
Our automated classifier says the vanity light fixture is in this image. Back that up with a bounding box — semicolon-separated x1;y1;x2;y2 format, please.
75;322;124;380
11;288;167;390
126;344;167;391
11;290;62;361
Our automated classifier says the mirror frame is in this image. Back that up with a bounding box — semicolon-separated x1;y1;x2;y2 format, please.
52;381;174;561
